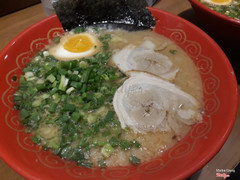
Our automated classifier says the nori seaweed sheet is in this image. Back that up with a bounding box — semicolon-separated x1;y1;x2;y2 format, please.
52;0;155;31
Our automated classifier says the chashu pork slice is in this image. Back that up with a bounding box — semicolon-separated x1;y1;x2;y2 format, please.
113;71;203;134
112;41;179;80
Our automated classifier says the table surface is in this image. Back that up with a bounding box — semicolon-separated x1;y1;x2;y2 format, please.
0;0;239;179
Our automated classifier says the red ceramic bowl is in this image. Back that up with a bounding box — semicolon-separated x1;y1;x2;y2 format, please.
0;8;238;180
189;0;240;48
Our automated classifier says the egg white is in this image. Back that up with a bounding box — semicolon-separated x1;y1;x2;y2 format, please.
202;0;232;5
49;32;102;61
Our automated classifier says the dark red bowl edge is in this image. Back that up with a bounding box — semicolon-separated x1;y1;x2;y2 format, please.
148;6;239;179
188;0;240;27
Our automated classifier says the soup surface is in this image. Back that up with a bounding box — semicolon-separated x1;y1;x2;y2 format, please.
200;0;240;20
13;27;203;168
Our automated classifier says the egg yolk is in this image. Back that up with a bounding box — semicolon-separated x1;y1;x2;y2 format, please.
63;35;94;53
210;0;231;3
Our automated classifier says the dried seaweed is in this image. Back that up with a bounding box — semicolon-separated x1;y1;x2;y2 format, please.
52;0;155;31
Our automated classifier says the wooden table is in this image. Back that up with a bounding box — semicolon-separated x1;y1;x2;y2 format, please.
0;1;239;179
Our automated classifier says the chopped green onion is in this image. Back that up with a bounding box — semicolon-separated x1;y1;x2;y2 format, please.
109;136;120;147
43;51;49;57
63;103;75;112
66;87;75;94
132;140;141;148
169;49;177;55
74;27;85;33
120;140;132;151
24;72;35;81
79;61;88;69
98;159;107;168
46;74;56;83
32;135;41;145
71;112;81;122
32;99;42;107
53;37;60;44
20;109;30;119
87;114;97;123
52;93;60;103
59;75;69;91
101;143;114;158
49;103;58;113
49;142;59;149
129;155;140;165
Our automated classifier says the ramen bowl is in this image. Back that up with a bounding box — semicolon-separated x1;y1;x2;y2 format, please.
189;0;240;49
0;8;238;180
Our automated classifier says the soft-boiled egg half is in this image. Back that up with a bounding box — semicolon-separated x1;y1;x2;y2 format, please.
202;0;232;5
49;32;102;61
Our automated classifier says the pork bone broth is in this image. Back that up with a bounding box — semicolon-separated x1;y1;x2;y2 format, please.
13;27;203;168
109;29;203;102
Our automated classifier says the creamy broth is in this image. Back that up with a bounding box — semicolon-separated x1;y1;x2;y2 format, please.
14;28;203;168
89;29;203;166
108;29;203;102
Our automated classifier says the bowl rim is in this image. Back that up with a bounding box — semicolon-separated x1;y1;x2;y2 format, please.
0;14;59;179
189;0;240;26
149;6;239;179
0;8;239;179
